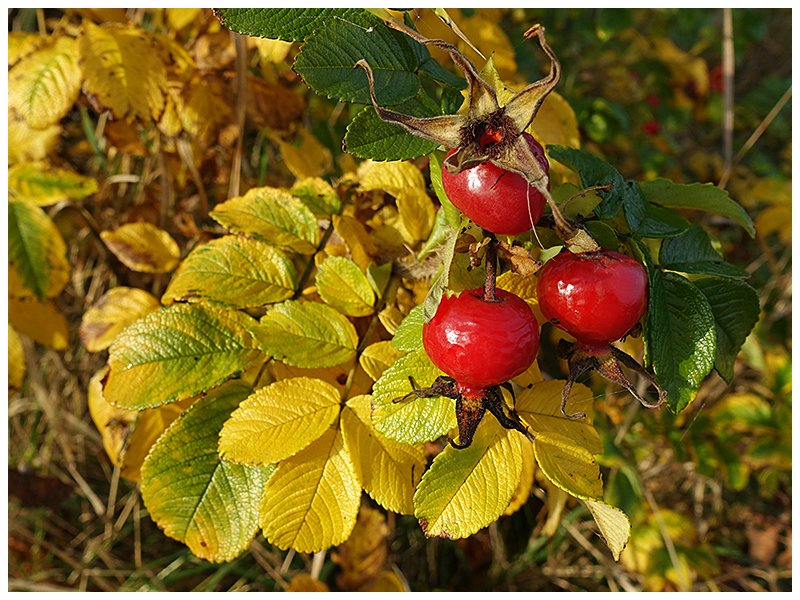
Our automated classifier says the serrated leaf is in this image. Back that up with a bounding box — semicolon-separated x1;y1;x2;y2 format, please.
371;349;456;444
342;395;426;515
316;256;376;317
414;419;523;540
344;93;441;161
290;177;341;217
80;287;161;352
105;304;263;410
162;236;297;309
658;226;750;279
253;300;358;368
8;296;69;351
215;8;367;42
260;428;361;553
533;431;604;501
141;381;272;562
8;199;69;301
218;377;341;466
390;305;425;353
646;271;716;413
638;178;755;237
8;324;27;390
210;186;320;255
78;21;166;122
695;278;760;382
101;222;180;273
9;162;98;206
8;36;81;129
584;499;631;561
359;341;405;383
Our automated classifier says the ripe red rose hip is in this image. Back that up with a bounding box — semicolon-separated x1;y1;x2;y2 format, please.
423;287;540;390
537;249;648;346
441;133;549;236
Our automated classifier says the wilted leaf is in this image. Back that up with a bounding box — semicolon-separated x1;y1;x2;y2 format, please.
8;32;51;66
88;366;137;468
101;222;180;273
8;297;69;350
395;188;436;246
141;381;272;562
359;341;405;382
162;236;297;309
218;377;342;467
166;7;202;31
80;286;161;352
8;324;27;390
316;256;376;317
170;72;235;148
260;428;361;553
342;395;426;515
246;76;305;132
8;36;82;129
276;131;333;179
331;505;390;591
104;304;263;410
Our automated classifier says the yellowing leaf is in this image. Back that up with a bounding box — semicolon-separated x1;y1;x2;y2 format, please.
246;76;306;132
88;366;137;469
414;418;523;539
162;236;297;309
359;160;425;195
276;131;333;179
504;436;536;516
530;91;581;150
533;431;604;501
342;395;426;515
584;499;631;561
8;324;27;390
260;428;361;553
359;341;405;383
8;32;51;67
396;188;436;245
210;186;320;255
290;177;341;217
78;21;167;122
101;222;180;273
170;72;235;148
332;215;379;271
271;359;374;400
79;287;161;352
8;36;81;129
361;571;406;592
316;256;376;317
9;162;98;207
8;297;68;350
219;377;341;466
8;114;61;165
331;506;390;591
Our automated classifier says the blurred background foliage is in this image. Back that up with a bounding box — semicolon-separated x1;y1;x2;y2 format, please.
8;7;790;592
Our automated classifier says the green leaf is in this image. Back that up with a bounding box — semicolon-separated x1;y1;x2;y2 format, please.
344;92;442;161
694;278;760;382
105;305;263;410
315;256;375;317
215;7;367;42
645;271;716;413
371;349;456;444
418;56;467;90
366;261;393;299
293;12;422;106
633;201;692;238
210;187;321;255
163;236;297;309
584;220;620;251
638;178;755;237
8;199;69;301
252;300;358;368
658;226;751;279
428;151;462;229
140;381;272;563
391;306;425;353
9;162;98;206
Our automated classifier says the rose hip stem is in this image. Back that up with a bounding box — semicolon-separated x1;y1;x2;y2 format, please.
483;232;498;303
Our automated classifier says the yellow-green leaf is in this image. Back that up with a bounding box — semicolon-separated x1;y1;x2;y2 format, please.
78;20;166;122
104;304;263;410
533;431;604;501
414;418;523;539
162;236;297;309
253;300;358;369
8;297;68;350
8;324;26;390
359;341;405;383
141;381;272;563
79;287;161;352
8;114;61;165
359;160;425;195
371;349;456;444
210;186;320;255
290;177;341;217
260;428;361;553
342;395;426;515
9;162;98;206
100;222;180;273
584;499;631;561
219;377;341;467
8;199;69;301
316;256;376;317
8;36;81;129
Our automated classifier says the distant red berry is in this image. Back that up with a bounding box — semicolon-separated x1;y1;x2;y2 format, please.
643;120;660;136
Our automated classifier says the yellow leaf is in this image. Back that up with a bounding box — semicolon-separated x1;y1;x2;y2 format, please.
286;574;330;592
8;111;61;165
539;474;570;537
332;215;379;272
377;305;405;337
78;21;167;122
316;256;376;317
358;341;405;383
88;366;137;469
755;204;791;244
533;431;604;501
331;506;390;591
170;72;235;148
584;499;631;561
497;270;545;326
79;287;161;352
73;8;129;24
100;222;180;273
396;188;436;245
504;436;536;516
359;160;425;195
530;91;581;150
246;76;306;132
276;131;332;180
8;36;82;129
8;297;68;350
254;37;293;64
218;377;342;467
260;428;361;553
8;32;51;67
271;360;373;400
458;15;516;81
8;324;27;391
342;395;426;515
166;7;201;31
